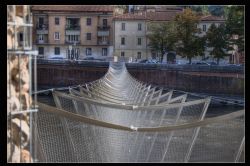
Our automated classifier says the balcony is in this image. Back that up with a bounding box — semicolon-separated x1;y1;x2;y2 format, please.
97;40;110;45
36;40;48;44
97;26;110;36
65;25;80;35
36;24;48;34
65;40;80;44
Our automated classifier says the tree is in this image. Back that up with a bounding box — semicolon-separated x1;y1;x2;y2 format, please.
190;5;202;14
225;6;244;52
206;23;229;64
174;8;205;64
208;5;224;17
115;5;129;14
147;21;177;62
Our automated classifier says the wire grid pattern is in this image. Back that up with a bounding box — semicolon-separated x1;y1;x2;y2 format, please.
188;115;245;162
34;62;244;162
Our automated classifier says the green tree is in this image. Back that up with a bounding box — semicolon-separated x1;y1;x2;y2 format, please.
190;5;202;13
201;5;210;15
147;21;177;62
208;5;225;17
206;23;229;64
225;6;244;52
174;8;205;64
115;5;129;13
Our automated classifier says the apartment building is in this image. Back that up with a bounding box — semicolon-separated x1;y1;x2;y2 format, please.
113;10;182;61
113;12;147;61
32;5;114;60
113;10;226;63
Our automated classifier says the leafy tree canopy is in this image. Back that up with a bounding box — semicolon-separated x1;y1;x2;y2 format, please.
174;8;205;64
225;6;244;51
147;21;177;62
206;23;229;64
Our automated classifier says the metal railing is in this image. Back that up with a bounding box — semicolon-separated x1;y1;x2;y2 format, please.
65;25;80;30
97;40;110;45
97;26;110;31
36;24;48;30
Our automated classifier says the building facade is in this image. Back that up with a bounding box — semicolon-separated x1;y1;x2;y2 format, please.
32;5;114;60
113;13;147;61
113;10;227;63
113;10;182;61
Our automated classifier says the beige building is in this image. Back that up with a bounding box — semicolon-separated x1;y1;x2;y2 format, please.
113;13;147;61
113;10;182;61
32;5;114;60
113;10;227;63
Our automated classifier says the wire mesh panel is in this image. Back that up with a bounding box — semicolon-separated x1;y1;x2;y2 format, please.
188;115;245;162
34;104;244;163
35;62;244;163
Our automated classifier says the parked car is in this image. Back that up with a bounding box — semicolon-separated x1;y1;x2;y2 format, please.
83;57;105;61
139;59;148;63
83;57;95;60
146;59;160;64
48;55;65;60
192;61;217;65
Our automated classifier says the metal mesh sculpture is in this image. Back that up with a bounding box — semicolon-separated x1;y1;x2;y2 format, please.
35;62;244;162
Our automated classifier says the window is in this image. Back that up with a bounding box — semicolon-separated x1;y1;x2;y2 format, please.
87;18;91;26
121;23;125;31
38;34;44;41
86;33;91;40
67;35;79;42
102;48;107;56
19;33;23;42
137;38;142;45
54;32;60;40
66;18;80;29
103;19;108;27
138;23;142;31
38;47;44;55
121;52;125;57
54;47;60;55
203;24;206;32
55;17;60;25
86;48;92;55
38;17;44;25
121;37;125;45
67;48;80;60
137;52;141;59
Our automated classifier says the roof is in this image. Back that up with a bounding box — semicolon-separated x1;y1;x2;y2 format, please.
147;11;180;21
113;11;181;21
31;5;114;12
113;12;147;20
200;15;225;22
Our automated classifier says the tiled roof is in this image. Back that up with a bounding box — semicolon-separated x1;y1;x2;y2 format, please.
200;15;225;21
146;11;180;21
31;5;113;12
113;12;147;20
113;11;181;21
113;12;226;22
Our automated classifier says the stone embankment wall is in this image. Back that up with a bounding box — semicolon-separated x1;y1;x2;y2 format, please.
36;61;244;95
